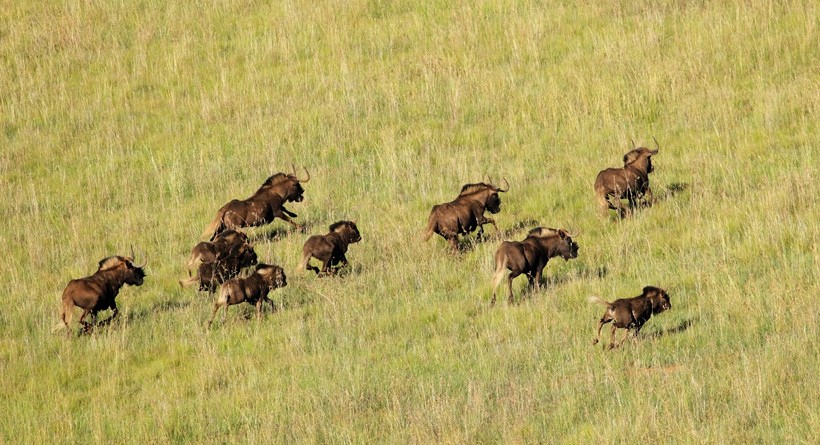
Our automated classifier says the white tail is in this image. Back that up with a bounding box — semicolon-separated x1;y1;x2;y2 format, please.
491;256;508;295
296;252;311;272
587;296;611;307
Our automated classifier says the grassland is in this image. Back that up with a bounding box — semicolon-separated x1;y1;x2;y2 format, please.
0;0;817;443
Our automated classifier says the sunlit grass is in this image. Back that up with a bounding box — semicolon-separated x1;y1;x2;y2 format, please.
0;0;817;443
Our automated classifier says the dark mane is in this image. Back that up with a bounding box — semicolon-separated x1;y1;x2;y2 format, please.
526;227;560;238
458;182;492;196
259;173;291;189
97;256;127;271
329;220;353;232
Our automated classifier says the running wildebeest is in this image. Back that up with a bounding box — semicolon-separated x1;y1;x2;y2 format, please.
297;221;362;276
594;138;660;218
589;286;671;349
424;179;509;252
185;229;249;276
179;242;258;292
60;252;147;335
202;166;310;240
208;263;287;327
491;227;579;304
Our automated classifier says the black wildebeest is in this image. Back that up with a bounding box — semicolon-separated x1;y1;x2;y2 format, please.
202;166;310;240
594;138;660;218
185;229;249;276
60;252;147;335
589;286;671;349
491;227;579;304
208;263;288;326
179;243;258;292
423;179;509;252
297;221;362;276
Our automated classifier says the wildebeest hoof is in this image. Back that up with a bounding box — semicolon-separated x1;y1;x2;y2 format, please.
592;338;599;345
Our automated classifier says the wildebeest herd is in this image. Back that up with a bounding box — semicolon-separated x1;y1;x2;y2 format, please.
60;144;671;349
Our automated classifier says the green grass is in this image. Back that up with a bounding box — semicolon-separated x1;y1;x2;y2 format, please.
1;0;817;443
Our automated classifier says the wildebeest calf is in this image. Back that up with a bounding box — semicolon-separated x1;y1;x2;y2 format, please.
298;221;362;275
60;254;147;335
491;227;579;304
208;264;287;326
589;286;671;349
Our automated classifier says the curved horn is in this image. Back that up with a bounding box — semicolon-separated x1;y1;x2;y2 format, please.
630;138;636;150
496;177;509;192
565;227;581;238
133;246;147;269
299;166;311;183
652;136;660;154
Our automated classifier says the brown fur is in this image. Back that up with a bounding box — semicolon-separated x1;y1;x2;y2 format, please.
179;243;258;292
491;227;579;304
589;286;671;349
201;168;310;240
297;221;362;276
208;264;287;326
60;255;146;335
424;180;509;252
594;141;659;218
186;230;249;275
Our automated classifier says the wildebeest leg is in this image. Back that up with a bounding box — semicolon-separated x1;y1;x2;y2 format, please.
274;209;303;232
103;302;119;326
78;308;92;331
256;299;264;320
534;266;545;291
207;301;223;327
507;275;516;303
319;260;332;276
264;296;276;313
281;207;298;218
614;328;632;348
447;236;459;253
592;318;610;345
477;216;499;238
606;324;619;350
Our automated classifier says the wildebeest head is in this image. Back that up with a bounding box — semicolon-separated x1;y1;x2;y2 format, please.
257;263;288;288
623;138;660;172
644;286;672;314
232;243;258;267
329;220;362;243
460;178;509;214
527;227;579;259
262;165;310;202
97;253;147;286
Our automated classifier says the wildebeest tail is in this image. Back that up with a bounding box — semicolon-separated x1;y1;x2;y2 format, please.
296;250;311;272
55;293;74;332
186;252;202;276
422;210;437;241
201;206;227;240
491;253;508;292
179;276;199;288
587;296;612;307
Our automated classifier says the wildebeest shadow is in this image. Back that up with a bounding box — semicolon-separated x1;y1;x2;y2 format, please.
644;317;696;339
251;222;314;243
652;182;689;204
126;300;193;324
500;219;540;239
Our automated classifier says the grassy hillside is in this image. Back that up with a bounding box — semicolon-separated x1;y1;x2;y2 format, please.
1;0;817;443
